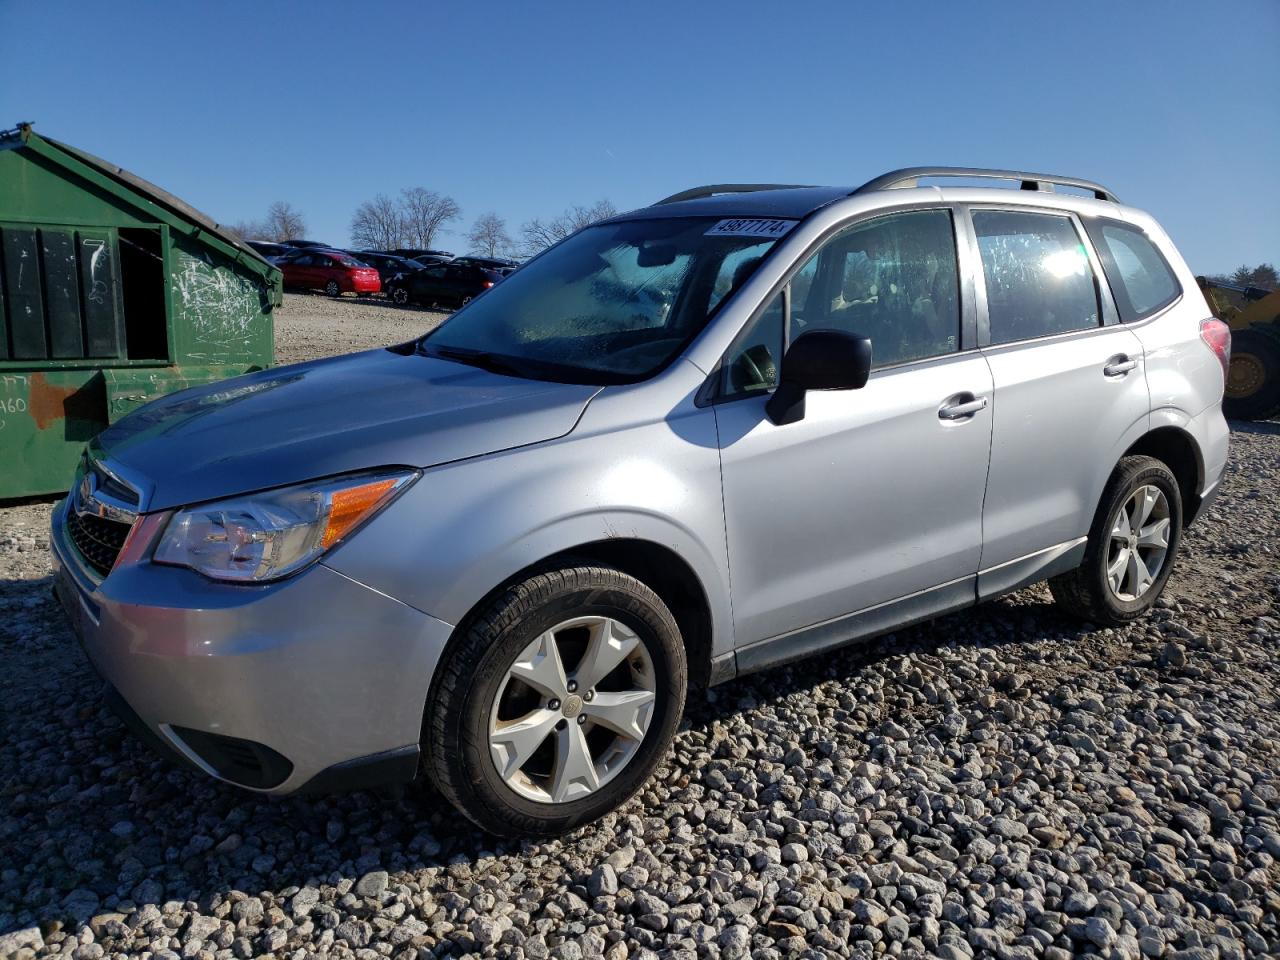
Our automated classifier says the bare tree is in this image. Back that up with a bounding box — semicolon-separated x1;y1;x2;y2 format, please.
226;219;266;241
400;187;461;250
262;201;307;242
349;194;407;251
466;212;513;258
520;199;618;256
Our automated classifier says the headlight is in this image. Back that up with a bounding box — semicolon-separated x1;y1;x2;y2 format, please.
154;470;417;582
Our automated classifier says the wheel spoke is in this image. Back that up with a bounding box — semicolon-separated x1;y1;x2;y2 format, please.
489;708;559;781
1110;508;1130;541
551;722;600;802
573;619;640;691
583;690;655;741
1108;547;1129;594
1134;487;1158;529
508;631;569;700
1137;517;1170;549
1126;548;1152;597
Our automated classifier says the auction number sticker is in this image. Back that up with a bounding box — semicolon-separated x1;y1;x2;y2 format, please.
705;218;797;239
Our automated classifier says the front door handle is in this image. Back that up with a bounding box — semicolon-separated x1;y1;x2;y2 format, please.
938;393;989;420
1104;354;1138;377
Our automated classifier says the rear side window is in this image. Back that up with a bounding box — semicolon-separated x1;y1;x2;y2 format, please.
973;210;1099;345
1088;220;1181;321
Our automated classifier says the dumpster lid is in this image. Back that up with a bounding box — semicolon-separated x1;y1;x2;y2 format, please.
0;123;280;285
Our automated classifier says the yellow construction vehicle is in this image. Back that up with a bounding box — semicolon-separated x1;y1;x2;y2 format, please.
1197;277;1280;420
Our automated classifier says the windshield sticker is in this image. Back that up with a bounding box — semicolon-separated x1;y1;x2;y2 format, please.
705;218;797;239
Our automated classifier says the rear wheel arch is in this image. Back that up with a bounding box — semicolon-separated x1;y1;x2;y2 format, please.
1121;426;1203;524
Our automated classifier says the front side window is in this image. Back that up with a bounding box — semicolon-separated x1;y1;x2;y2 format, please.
422;218;788;383
1091;221;1181;321
973;210;1099;345
721;209;960;396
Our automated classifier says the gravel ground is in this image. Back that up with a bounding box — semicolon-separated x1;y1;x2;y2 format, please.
272;293;449;365
1;299;1278;958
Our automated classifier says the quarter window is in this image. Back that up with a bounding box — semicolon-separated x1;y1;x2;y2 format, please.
973;210;1099;345
1092;221;1181;321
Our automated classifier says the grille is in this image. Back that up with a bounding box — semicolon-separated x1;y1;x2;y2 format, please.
66;510;132;576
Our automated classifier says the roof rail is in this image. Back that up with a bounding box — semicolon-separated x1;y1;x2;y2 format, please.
852;167;1119;203
654;183;814;205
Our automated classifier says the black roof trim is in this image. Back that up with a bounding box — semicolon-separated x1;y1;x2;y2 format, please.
654;183;815;205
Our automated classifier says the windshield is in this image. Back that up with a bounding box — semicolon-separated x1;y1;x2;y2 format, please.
419;217;789;383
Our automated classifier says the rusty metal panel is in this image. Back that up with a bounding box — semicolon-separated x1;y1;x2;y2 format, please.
2;227;47;359
0;368;107;497
41;227;84;358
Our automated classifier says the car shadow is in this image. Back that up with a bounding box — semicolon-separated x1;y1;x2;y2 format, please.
0;565;1088;936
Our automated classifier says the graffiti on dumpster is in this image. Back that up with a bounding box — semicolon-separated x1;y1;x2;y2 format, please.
173;251;266;350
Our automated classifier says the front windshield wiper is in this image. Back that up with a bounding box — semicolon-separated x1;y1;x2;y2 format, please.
422;343;529;377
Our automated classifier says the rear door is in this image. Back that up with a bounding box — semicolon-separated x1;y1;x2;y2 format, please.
414;265;448;301
969;206;1149;595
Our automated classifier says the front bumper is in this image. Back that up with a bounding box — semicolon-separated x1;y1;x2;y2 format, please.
50;497;454;794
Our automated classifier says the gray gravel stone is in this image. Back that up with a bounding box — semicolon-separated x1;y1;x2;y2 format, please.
0;343;1277;960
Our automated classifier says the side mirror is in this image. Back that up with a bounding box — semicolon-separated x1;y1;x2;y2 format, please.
765;330;872;426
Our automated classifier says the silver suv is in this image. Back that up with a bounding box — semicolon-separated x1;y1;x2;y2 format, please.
52;167;1231;836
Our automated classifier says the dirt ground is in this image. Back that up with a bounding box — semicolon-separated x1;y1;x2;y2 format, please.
273;292;450;365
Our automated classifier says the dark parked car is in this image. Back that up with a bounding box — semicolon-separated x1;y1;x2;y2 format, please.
281;250;381;296
246;240;290;260
347;251;424;287
282;239;333;249
386;261;502;307
389;248;453;260
452;256;519;272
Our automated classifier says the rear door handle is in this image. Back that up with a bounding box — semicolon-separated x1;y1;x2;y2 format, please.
938;393;989;420
1104;355;1138;377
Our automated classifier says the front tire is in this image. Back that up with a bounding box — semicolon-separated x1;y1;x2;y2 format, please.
426;565;686;837
1049;455;1182;624
324;279;341;297
391;286;410;306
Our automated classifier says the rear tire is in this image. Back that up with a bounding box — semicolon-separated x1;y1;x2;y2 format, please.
1223;328;1280;420
426;564;687;838
391;286;410;306
1049;456;1182;625
324;280;341;297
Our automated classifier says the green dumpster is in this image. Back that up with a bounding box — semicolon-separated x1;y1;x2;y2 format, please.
0;122;280;499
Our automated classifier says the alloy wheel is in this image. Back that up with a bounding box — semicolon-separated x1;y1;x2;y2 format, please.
1106;484;1171;601
488;616;656;804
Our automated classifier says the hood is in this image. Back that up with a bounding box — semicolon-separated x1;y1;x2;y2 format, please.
95;348;600;510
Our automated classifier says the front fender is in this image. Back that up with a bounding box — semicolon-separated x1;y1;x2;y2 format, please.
324;406;734;658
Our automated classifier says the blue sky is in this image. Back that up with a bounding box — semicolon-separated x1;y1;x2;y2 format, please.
2;0;1276;272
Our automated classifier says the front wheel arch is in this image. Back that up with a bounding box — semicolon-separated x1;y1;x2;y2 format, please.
425;539;715;721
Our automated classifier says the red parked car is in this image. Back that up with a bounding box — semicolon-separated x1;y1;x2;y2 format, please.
279;250;381;296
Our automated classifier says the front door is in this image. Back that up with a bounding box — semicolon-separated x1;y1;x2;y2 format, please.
715;208;993;662
968;207;1150;588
